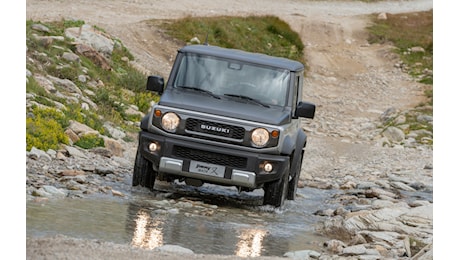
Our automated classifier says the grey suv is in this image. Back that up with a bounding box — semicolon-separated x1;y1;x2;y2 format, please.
133;44;315;208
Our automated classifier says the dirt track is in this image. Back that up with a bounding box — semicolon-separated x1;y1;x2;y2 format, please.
26;0;433;259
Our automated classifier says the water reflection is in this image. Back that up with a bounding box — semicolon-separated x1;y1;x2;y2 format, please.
235;228;267;257
131;209;164;249
128;204;271;257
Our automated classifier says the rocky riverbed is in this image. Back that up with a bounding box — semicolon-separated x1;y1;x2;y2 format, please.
25;0;434;259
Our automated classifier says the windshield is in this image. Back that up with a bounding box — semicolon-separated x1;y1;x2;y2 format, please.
173;53;290;106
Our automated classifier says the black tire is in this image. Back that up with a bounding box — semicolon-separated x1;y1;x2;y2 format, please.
287;154;303;200
263;164;290;208
132;145;156;190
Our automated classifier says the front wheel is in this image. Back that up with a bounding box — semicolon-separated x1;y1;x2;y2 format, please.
132;145;156;190
263;164;290;208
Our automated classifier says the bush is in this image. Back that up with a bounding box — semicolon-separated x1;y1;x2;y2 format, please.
26;107;69;151
74;133;105;149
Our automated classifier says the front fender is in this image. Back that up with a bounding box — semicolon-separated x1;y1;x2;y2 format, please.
280;129;306;155
140;114;150;131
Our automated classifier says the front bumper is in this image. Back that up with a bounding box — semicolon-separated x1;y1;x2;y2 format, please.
138;131;289;189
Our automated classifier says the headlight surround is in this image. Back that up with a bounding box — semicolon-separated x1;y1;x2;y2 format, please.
161;112;180;132
251;128;270;147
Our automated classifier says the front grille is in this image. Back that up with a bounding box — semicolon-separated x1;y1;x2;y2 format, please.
185;118;245;139
173;146;247;168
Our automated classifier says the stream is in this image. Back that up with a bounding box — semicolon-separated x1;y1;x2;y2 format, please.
26;184;338;257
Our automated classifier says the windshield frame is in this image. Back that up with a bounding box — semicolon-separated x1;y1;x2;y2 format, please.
169;52;292;107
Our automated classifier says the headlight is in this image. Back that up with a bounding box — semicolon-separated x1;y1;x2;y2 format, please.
251;128;269;147
161;112;180;132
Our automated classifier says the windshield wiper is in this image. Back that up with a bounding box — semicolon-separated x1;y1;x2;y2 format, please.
224;94;270;108
179;86;221;99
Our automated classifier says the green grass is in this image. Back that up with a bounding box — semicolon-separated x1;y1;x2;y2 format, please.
367;9;432;106
157;15;305;62
367;10;433;87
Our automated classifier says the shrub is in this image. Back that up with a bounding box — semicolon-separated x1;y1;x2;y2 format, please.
74;133;105;149
26;107;69;151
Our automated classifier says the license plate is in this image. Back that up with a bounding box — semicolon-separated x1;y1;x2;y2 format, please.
189;161;225;178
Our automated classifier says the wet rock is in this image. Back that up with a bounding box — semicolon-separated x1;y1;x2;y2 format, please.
111;189;124;197
38;185;67;198
154;244;194;254
284;249;321;259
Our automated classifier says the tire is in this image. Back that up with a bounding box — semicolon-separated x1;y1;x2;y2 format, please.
287;153;303;200
132;145;156;190
263;164;290;208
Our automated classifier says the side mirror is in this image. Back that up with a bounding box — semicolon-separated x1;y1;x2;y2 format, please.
295;101;315;119
146;76;165;94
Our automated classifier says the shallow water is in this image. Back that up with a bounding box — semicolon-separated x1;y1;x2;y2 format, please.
26;186;336;257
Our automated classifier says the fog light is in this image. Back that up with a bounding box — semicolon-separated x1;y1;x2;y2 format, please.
148;142;160;152
263;163;273;172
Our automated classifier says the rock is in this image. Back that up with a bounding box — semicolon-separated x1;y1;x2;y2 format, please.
68;120;99;136
65;129;80;143
40;185;67;198
377;12;387;20
31;23;50;33
60;169;86;176
323;239;346;254
64;145;88;159
284;249;321;259
154;245;194;254
74;43;111;70
103;123;126;140
29;147;52;161
382;126;405;143
103;138;124;157
65;24;114;57
48;75;83;95
90;147;113;158
342;244;366;256
95;166;114;176
410;46;425;53
111;189;124;197
33;75;57;93
62;52;80;62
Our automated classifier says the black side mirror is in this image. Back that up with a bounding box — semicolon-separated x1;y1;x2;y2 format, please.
146;76;165;94
295;101;315;119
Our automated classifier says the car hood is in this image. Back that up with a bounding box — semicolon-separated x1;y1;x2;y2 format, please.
158;88;291;125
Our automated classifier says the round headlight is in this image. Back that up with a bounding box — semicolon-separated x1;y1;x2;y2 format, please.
251;128;269;147
161;112;180;132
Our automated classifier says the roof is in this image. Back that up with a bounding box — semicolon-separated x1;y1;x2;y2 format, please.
178;45;304;72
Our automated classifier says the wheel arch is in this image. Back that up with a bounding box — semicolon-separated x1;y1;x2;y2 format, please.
288;130;307;177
